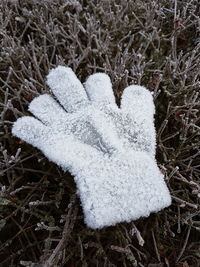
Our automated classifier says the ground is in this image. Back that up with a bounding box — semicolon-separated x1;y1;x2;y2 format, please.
0;0;199;266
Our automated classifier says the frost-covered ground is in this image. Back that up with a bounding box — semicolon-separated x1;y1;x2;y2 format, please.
0;0;200;266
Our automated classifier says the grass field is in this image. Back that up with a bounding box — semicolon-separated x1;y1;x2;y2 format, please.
0;0;200;266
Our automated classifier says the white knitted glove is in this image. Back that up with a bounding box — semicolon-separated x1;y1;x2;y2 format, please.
12;66;171;229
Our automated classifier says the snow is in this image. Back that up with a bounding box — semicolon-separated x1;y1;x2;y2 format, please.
12;66;172;229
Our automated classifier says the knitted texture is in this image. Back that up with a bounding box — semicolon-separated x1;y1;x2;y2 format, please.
12;66;172;229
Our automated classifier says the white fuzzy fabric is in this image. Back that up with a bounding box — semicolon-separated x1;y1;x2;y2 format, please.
12;66;172;229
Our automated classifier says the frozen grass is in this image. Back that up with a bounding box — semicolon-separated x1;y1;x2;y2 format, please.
0;0;199;266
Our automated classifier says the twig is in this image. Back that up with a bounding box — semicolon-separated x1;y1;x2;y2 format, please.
44;197;78;267
172;196;198;209
176;224;192;263
151;229;161;262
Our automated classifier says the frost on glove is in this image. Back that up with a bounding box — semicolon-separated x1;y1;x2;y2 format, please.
12;66;172;229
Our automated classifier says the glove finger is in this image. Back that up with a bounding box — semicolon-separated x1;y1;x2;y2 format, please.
12;116;48;149
28;94;68;125
120;85;155;120
42;133;104;175
84;73;116;105
46;66;89;113
120;85;156;156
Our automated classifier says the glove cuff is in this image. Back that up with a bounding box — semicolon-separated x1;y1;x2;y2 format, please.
74;151;172;229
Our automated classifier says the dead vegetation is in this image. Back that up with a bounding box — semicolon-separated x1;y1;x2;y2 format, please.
0;0;200;266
